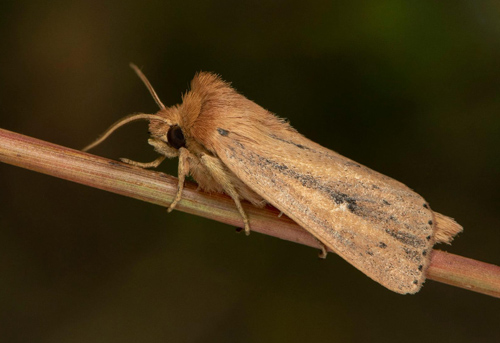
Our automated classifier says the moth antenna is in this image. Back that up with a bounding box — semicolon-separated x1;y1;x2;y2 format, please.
83;113;169;152
129;63;166;110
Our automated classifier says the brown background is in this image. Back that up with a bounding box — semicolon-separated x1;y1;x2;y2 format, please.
1;1;499;342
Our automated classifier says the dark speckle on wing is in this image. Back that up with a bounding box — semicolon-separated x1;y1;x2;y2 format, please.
385;228;426;249
217;128;229;136
269;134;308;150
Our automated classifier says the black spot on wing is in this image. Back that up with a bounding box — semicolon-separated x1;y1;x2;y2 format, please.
217;128;229;136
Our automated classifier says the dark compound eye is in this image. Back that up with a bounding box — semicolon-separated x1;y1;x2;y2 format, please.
167;125;186;149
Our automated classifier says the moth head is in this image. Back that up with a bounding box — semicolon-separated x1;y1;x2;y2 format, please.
83;64;189;154
148;106;187;150
146;78;203;151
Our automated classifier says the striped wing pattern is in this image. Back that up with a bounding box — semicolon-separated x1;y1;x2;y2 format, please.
213;130;435;294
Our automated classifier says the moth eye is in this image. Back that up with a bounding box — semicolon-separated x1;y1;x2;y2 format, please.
167;125;186;149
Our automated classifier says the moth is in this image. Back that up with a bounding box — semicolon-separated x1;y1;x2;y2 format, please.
84;64;462;294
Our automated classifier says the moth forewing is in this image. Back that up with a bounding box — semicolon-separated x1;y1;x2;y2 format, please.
85;67;462;294
208;127;437;293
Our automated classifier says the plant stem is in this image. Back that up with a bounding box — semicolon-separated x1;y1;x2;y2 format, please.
1;127;499;297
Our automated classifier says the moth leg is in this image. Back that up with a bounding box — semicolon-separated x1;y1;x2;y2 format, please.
120;155;166;168
168;147;190;213
148;138;179;158
119;138;178;168
200;154;251;235
315;238;328;259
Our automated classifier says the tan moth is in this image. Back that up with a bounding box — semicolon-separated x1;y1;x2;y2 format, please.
84;64;462;294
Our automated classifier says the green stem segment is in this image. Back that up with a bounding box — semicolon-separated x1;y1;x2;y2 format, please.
1;127;499;297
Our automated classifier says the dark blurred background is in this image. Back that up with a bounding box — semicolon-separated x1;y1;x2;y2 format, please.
1;1;499;342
